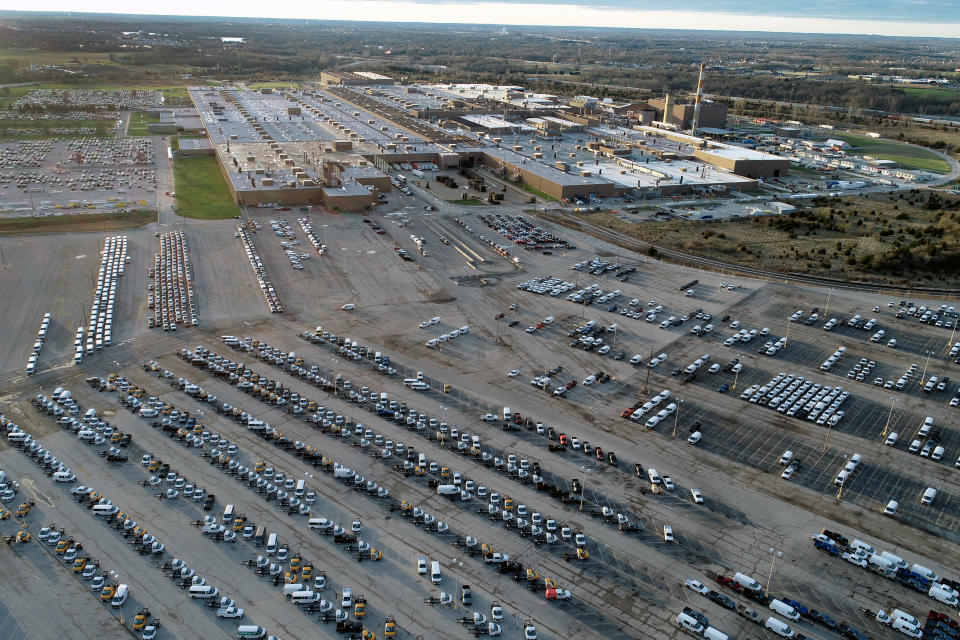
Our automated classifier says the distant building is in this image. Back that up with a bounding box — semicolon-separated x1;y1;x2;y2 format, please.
825;138;851;150
647;98;728;130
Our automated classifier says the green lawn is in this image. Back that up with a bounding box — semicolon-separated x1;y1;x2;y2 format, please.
0;209;154;235
0;117;111;139
832;132;950;174
173;156;239;220
900;86;960;99
248;81;301;89
127;111;161;136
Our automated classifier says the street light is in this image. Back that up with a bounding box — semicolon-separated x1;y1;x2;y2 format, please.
881;396;897;439
733;355;742;390
672;399;684;441
920;350;933;387
765;548;783;598
451;558;463;609
579;466;590;512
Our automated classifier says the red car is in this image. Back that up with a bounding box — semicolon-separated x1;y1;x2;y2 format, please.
715;575;742;591
620;408;633;418
558;433;568;446
595;447;604;460
565;380;577;390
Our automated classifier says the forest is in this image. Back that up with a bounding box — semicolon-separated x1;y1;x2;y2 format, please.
0;12;957;115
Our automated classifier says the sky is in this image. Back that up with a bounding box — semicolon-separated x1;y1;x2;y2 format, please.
19;1;960;38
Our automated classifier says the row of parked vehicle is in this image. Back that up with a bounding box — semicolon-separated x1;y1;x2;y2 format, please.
297;217;327;256
236;225;282;313
134;354;531;639
86;235;126;353
811;528;959;612
150;230;198;331
27;312;51;374
741;371;851;426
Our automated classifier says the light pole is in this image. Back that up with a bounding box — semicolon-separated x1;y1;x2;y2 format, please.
784;316;791;348
824;287;833;316
579;466;590;512
881;396;897;439
733;354;741;390
672;399;683;441
920;350;933;387
451;558;463;609
948;319;958;351
765;548;782;598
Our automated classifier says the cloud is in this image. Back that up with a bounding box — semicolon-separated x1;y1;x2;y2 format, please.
22;1;960;37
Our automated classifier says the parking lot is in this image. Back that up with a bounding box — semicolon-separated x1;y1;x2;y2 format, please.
1;186;959;640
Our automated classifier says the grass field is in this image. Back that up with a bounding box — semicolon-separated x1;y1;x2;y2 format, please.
0;117;112;139
173;156;238;220
127;111;161;136
0;210;154;235
900;86;960;99
542;190;960;286
831;132;950;173
247;81;301;89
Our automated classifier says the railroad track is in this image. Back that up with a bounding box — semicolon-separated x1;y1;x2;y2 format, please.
536;210;960;297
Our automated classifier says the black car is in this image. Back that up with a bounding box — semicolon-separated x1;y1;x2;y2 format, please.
461;585;472;606
807;610;837;630
708;591;736;610
634;463;644;478
682;607;708;627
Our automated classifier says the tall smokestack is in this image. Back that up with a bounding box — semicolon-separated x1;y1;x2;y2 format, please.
662;93;673;126
691;63;705;134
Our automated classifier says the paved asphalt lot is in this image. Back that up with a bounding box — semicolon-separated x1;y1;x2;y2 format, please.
1;186;959;640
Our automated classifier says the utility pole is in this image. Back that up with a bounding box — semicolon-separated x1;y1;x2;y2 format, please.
881;396;897;439
764;548;782;598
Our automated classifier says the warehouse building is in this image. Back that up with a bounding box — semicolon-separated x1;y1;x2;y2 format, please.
693;145;790;178
647;97;728;130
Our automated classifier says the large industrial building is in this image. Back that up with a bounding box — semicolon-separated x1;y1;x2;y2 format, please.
186;76;789;209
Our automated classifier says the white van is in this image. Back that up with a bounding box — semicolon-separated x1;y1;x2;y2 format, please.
430;560;441;584
880;551;908;569
295;480;305;498
52;471;76;483
283;583;308;598
189;585;219;599
647;468;660;484
223;504;235;525
84;408;98;423
291;590;321;605
418;453;428;468
769;599;800;621
236;625;267;639
911;564;938;582
851;539;875;556
411;381;430;391
675;612;704;634
703;627;729;640
765;617;795;638
92;504;116;517
921;487;937;505
111;584;129;608
892;619;923;638
779;450;794;465
266;532;279;554
929;585;959;606
734;572;762;592
883;500;899;516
